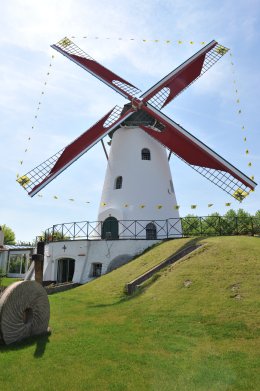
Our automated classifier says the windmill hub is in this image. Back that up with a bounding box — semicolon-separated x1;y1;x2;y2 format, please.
119;103;164;131
131;97;144;111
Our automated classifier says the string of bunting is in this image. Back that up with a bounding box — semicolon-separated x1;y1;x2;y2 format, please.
97;201;235;210
29;196;243;209
16;54;55;180
69;36;207;45
229;51;255;187
16;39;255;208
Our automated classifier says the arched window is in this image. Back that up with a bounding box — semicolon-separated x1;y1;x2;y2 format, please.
115;176;123;189
146;222;157;240
141;148;151;160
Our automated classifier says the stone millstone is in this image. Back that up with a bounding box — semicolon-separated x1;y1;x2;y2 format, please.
0;281;50;345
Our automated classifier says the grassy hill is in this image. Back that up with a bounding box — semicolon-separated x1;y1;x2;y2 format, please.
0;236;259;391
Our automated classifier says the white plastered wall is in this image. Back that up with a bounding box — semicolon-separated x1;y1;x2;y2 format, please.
42;239;160;284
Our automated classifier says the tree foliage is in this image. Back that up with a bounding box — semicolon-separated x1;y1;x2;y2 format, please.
1;224;15;245
182;209;260;236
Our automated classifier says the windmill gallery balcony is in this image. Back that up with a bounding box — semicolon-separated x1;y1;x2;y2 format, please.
42;215;260;242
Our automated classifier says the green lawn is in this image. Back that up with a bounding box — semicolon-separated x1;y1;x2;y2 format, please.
0;236;259;391
0;277;22;287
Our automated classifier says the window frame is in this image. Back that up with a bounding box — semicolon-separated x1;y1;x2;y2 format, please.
115;176;123;189
141;148;151;161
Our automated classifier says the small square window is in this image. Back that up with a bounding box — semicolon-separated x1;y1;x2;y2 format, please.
142;148;151;160
115;176;123;189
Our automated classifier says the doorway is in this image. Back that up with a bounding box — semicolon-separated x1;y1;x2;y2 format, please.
101;217;119;239
57;258;75;283
146;222;157;240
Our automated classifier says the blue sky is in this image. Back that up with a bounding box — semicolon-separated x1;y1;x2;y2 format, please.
1;0;259;242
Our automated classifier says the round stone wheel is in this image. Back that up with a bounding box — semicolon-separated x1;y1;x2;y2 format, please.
0;281;50;345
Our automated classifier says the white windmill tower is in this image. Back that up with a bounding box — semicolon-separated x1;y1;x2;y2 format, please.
97;122;179;239
18;37;256;242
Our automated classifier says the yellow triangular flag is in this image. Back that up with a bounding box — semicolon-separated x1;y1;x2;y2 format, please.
17;175;30;188
58;37;72;47
216;46;228;55
233;189;248;201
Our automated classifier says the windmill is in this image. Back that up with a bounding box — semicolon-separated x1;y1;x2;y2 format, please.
18;37;257;239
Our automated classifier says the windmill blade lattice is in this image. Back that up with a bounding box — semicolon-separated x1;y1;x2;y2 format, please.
17;148;65;194
172;153;254;201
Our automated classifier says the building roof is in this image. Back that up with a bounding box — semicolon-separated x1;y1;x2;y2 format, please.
2;245;35;251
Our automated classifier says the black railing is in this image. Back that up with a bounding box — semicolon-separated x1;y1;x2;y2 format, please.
43;216;260;242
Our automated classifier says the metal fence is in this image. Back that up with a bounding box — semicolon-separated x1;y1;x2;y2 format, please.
43;216;260;242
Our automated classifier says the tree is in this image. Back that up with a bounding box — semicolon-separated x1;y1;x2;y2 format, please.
39;229;70;242
236;208;252;235
253;210;260;235
181;214;201;236
255;210;260;219
201;213;222;235
221;209;238;235
1;224;15;245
